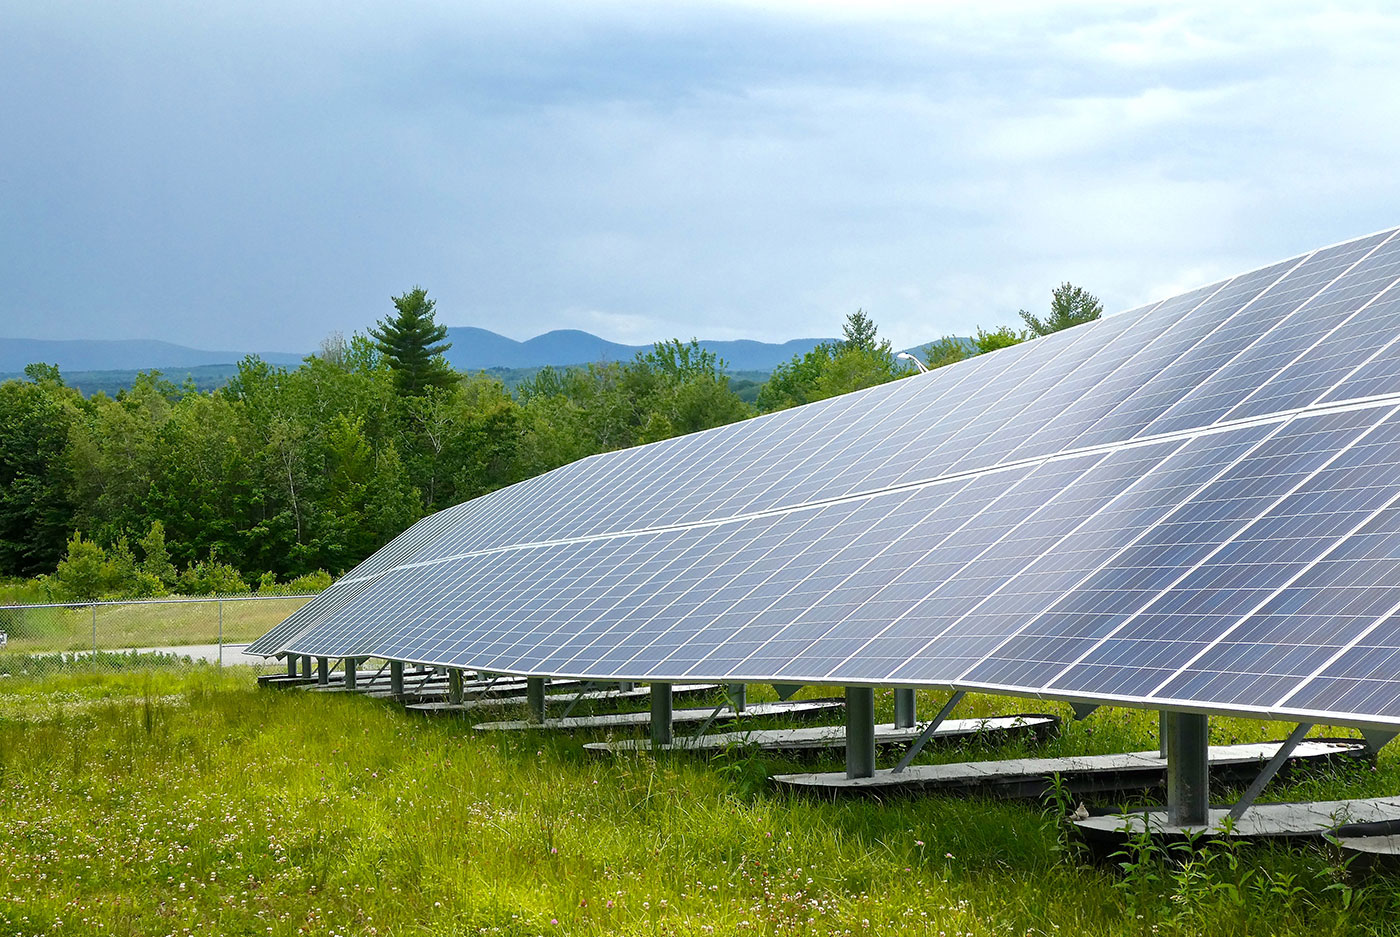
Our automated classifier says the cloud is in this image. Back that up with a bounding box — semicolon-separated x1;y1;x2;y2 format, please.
1;1;1399;352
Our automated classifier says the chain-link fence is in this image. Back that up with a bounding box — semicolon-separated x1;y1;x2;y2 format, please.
0;594;316;679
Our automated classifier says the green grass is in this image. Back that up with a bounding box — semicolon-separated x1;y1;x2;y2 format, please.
0;595;313;653
1;673;1398;936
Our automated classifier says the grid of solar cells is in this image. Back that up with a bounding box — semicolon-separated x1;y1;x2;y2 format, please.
253;228;1400;728
364;236;1388;573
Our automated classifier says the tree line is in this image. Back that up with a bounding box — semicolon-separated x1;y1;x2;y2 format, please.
0;283;1101;601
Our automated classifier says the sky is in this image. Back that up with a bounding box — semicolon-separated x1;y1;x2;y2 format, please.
3;1;1400;353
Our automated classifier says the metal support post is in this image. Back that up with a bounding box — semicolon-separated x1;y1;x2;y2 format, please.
1228;723;1313;821
1159;711;1169;758
729;683;747;713
1165;711;1210;827
301;655;313;678
217;599;224;670
845;686;876;780
527;677;547;723
389;660;404;697
316;656;329;685
91;605;97;653
344;657;357;690
448;668;464;704
650;682;674;748
619;681;635;692
286;655;297;677
894;688;917;729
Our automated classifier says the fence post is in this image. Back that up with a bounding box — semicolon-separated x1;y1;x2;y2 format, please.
91;604;97;654
218;598;224;670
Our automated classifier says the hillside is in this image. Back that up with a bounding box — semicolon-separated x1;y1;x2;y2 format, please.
440;327;835;371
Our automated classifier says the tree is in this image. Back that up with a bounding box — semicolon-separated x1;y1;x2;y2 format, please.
757;312;910;413
971;325;1025;355
920;336;971;370
53;532;113;601
0;378;75;576
138;520;177;587
369;287;456;396
1020;282;1104;337
841;309;879;352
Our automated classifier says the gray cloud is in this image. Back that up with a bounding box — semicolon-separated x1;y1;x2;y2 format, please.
3;1;1399;352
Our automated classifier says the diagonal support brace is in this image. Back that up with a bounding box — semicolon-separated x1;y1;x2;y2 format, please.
1361;728;1398;755
559;682;598;719
689;698;734;743
893;690;965;775
1227;722;1313;822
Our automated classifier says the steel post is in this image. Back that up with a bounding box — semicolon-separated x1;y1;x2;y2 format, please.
650;682;674;748
316;656;329;685
449;668;464;704
894;688;917;729
286;655;297;677
390;660;404;697
527;677;547;723
344;657;357;690
845;686;876;779
1165;711;1210;827
729;683;747;713
301;655;313;678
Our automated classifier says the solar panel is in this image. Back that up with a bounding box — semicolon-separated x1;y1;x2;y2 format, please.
255;226;1400;728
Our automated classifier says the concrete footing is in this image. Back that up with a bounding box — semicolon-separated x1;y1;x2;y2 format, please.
473;698;845;734
1076;795;1400;852
773;739;1365;801
583;714;1060;756
405;683;719;717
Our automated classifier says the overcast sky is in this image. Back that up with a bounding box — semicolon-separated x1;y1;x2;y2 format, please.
3;1;1400;352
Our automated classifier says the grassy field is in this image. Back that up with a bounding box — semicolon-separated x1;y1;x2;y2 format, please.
1;672;1398;936
0;595;313;653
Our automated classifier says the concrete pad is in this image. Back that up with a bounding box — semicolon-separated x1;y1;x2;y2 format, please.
407;683;720;716
474;698;844;733
774;740;1366;801
258;674;319;688
1335;825;1400;873
1076;793;1400;849
399;677;596;702
585;714;1060;756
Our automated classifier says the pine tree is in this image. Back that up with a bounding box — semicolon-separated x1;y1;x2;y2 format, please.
841;309;879;351
369;287;456;396
1019;282;1104;337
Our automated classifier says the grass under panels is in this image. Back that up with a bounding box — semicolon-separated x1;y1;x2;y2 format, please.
0;673;1397;936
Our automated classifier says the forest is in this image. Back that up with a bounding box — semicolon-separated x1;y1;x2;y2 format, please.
0;285;1101;601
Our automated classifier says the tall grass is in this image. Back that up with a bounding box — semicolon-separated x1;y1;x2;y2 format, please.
0;674;1396;935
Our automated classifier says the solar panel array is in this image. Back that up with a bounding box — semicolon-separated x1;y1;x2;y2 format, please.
250;227;1400;728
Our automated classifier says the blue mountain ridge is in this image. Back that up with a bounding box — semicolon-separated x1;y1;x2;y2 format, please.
1;329;879;375
441;327;839;371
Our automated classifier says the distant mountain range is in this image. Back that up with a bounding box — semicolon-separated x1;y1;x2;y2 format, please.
438;327;836;371
0;338;307;374
0;329;846;377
